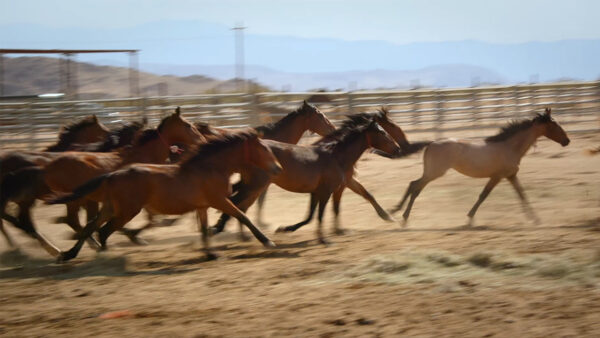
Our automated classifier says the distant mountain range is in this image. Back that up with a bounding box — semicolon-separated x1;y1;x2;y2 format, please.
2;20;599;91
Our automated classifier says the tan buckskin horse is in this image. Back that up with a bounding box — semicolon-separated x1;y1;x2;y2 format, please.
0;108;202;256
48;131;282;262
390;108;570;226
213;116;401;244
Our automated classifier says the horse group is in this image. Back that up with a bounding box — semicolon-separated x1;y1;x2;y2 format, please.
0;102;570;262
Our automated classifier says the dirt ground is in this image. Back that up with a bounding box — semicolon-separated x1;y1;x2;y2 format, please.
1;131;599;337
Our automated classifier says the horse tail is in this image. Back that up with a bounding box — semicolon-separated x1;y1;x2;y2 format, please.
372;141;432;159
46;174;109;205
0;166;46;206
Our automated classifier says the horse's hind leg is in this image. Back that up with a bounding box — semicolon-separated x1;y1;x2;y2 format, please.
316;193;332;245
401;177;434;223
196;208;217;260
58;203;113;262
0;216;15;248
66;202;101;249
390;180;417;214
16;199;61;257
276;193;318;233
212;197;275;247
255;187;269;226
332;185;345;234
507;174;541;225
466;176;501;226
346;177;394;222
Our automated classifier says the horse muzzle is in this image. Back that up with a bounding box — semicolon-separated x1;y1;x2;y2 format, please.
561;138;570;147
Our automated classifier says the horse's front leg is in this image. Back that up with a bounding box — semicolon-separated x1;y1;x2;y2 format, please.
466;176;501;226
276;193;317;233
346;176;395;222
507;174;541;225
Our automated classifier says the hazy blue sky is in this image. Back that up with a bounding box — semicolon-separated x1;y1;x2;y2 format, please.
2;0;600;44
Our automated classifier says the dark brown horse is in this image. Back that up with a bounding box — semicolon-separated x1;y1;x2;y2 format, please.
213;115;401;244
0;109;202;256
390;108;570;226
48;131;282;262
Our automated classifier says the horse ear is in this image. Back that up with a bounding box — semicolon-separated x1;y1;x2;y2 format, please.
91;115;98;122
141;116;148;126
175;107;181;116
545;107;551;116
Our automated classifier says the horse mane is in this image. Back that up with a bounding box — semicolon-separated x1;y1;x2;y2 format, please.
314;113;373;145
255;103;311;134
72;121;145;152
179;131;257;170
485;113;552;143
45;115;100;152
132;128;161;147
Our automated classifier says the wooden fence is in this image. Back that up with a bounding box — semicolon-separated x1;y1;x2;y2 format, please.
1;81;599;150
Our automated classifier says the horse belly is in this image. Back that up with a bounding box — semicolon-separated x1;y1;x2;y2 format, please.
452;149;504;178
144;177;203;215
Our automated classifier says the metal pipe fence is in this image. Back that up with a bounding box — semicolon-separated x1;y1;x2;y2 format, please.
1;81;599;151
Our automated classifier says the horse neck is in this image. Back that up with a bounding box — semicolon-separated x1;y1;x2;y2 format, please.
190;146;247;176
261;115;306;144
504;126;543;159
121;138;170;165
381;122;410;148
331;134;369;170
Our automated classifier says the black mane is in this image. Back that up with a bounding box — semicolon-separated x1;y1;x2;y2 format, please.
180;131;256;169
255;103;312;134
314;113;373;145
73;121;145;152
485;113;552;143
45;115;102;152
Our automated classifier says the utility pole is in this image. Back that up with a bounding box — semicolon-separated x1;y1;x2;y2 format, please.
232;22;246;92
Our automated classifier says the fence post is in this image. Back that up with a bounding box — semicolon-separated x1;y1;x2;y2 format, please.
411;91;420;129
250;93;261;127
513;85;520;118
347;91;354;114
435;90;444;138
28;102;36;151
471;88;479;129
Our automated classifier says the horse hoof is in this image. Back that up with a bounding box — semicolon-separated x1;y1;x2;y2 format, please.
400;219;409;228
56;250;75;263
275;226;290;233
334;228;348;235
318;238;331;246
263;240;276;248
205;252;219;261
208;226;222;236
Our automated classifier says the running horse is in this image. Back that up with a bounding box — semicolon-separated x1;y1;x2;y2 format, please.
214;115;401;244
0;109;202;256
48;131;282;262
0;115;111;246
212;109;430;237
125;100;336;240
390;108;570;226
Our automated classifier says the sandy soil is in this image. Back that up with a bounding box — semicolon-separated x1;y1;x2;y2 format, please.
1;131;599;337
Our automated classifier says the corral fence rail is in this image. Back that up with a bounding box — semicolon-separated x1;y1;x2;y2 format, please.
0;81;598;150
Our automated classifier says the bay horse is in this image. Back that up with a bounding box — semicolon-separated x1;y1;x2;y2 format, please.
211;109;429;237
125;101;336;240
214;116;401;244
0;109;202;256
48;131;282;262
390;108;570;226
0;115;113;247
